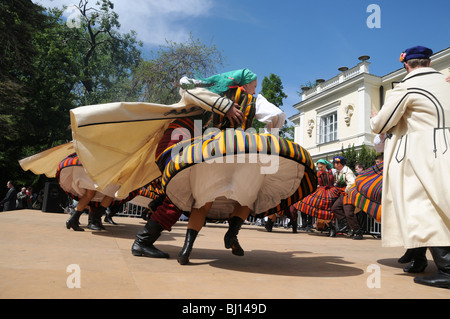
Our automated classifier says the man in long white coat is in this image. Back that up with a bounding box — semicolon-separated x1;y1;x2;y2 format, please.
371;46;450;289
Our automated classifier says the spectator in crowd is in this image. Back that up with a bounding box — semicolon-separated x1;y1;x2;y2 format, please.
355;163;365;176
16;187;29;209
0;181;17;211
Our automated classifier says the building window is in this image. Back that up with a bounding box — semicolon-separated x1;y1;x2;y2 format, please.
318;112;337;144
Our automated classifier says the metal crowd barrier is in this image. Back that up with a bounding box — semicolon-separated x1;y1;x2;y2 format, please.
116;202;146;218
117;203;381;238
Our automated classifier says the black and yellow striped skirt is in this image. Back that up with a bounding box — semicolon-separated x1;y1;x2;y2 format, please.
159;128;317;219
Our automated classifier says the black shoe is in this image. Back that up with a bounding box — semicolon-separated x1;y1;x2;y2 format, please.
66;210;84;231
224;216;245;256
398;249;415;264
403;247;428;273
87;206;104;230
94;206;106;229
353;229;364;240
292;221;298;233
414;247;450;289
404;260;428;273
131;241;169;258
131;220;169;258
265;219;274;232
414;270;450;289
104;207;118;225
403;259;428;274
178;229;198;265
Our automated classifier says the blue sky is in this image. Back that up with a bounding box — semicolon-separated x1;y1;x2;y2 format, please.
34;0;450;118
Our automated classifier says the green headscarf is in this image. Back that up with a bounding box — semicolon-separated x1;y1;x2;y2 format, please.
317;159;333;170
201;68;257;95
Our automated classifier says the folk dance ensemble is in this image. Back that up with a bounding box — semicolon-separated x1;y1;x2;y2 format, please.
19;146;144;231
132;69;293;259
371;46;450;289
56;153;140;230
64;68;317;264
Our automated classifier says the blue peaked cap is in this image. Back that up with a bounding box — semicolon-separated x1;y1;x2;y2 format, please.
404;46;433;61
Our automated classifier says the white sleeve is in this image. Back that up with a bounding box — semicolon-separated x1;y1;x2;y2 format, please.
373;133;386;153
255;94;287;131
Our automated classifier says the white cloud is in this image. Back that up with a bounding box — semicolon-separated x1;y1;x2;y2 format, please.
33;0;214;46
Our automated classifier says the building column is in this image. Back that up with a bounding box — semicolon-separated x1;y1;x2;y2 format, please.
358;84;373;145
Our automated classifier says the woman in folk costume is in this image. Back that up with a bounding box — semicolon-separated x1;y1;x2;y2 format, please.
19;148;139;231
293;159;340;234
371;46;450;289
59;68;285;258
131;69;288;259
157;71;317;265
57;153;117;231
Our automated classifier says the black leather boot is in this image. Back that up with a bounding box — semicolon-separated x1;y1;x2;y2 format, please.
398;249;415;264
224;216;245;256
414;247;450;289
95;206;106;229
66;209;84;231
265;219;274;232
291;220;298;233
177;229;198;265
104;207;118;225
131;219;169;258
87;206;104;230
403;247;428;273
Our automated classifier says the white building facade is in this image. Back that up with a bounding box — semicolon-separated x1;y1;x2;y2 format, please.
289;47;450;162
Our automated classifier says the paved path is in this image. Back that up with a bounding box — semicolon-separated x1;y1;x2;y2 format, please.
0;210;448;299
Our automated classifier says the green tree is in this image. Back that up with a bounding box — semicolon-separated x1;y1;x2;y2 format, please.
130;35;225;104
257;73;294;140
338;144;378;171
0;0;143;195
0;0;49;196
0;0;46;141
57;0;143;104
356;144;378;170
260;74;287;107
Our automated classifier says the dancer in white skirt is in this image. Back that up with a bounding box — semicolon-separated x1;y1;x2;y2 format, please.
156;69;317;265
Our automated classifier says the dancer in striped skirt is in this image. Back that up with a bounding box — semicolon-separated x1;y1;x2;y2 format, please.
293;159;341;234
158;70;317;265
132;69;289;259
57;153;139;231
